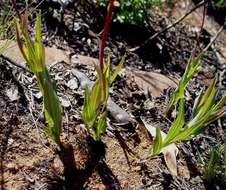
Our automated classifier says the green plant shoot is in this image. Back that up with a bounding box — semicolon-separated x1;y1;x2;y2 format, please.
15;12;62;145
166;53;203;116
82;55;125;141
152;78;226;156
82;0;125;141
205;140;226;183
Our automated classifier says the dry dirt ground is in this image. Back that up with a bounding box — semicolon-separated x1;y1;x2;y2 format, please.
0;0;226;189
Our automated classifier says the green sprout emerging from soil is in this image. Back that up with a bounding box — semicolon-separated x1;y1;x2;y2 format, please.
15;11;62;145
166;53;203;116
82;0;124;141
205;140;226;185
152;58;226;156
15;8;76;184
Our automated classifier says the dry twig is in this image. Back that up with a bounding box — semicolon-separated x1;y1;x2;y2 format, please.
130;0;207;52
0;54;31;73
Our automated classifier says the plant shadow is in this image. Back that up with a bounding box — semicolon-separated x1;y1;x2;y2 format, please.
204;180;226;190
47;138;122;190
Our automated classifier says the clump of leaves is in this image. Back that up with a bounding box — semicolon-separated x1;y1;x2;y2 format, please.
213;0;226;8
112;0;162;25
166;53;203;116
93;0;173;26
205;140;226;185
82;55;124;141
82;0;124;141
15;11;62;145
152;76;226;156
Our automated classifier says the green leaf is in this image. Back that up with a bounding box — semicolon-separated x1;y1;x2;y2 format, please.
166;53;203;116
43;79;62;144
16;12;62;145
82;84;97;128
205;141;226;182
173;109;213;142
205;146;220;182
183;79;218;135
193;78;217;116
95;64;107;103
111;55;125;84
165;91;177;116
192;88;204;117
91;79;102;110
205;107;226;125
35;13;45;72
93;112;107;141
44;127;55;141
184;53;203;84
165;78;222;143
212;93;226;111
152;127;163;156
23;32;36;66
35;13;42;44
103;76;109;104
163;98;185;146
104;54;111;81
15;19;29;65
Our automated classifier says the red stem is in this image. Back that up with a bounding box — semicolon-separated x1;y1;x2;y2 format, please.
200;4;206;34
99;0;115;71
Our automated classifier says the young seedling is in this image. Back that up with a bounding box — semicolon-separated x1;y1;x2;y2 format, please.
82;0;125;141
166;53;203;116
15;11;62;145
205;140;226;184
152;77;226;156
82;55;124;141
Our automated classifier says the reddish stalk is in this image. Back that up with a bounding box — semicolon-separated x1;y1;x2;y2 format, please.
99;0;115;71
199;3;206;35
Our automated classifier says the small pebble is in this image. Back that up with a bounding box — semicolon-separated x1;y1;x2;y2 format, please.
6;163;18;173
87;39;91;46
133;165;141;172
94;184;107;190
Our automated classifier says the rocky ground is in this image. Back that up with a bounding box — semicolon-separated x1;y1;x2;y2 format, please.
0;0;225;189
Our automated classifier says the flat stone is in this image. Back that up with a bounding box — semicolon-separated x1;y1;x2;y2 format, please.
6;163;19;173
6;86;20;101
129;70;178;97
66;78;78;90
0;40;69;67
71;54;98;66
